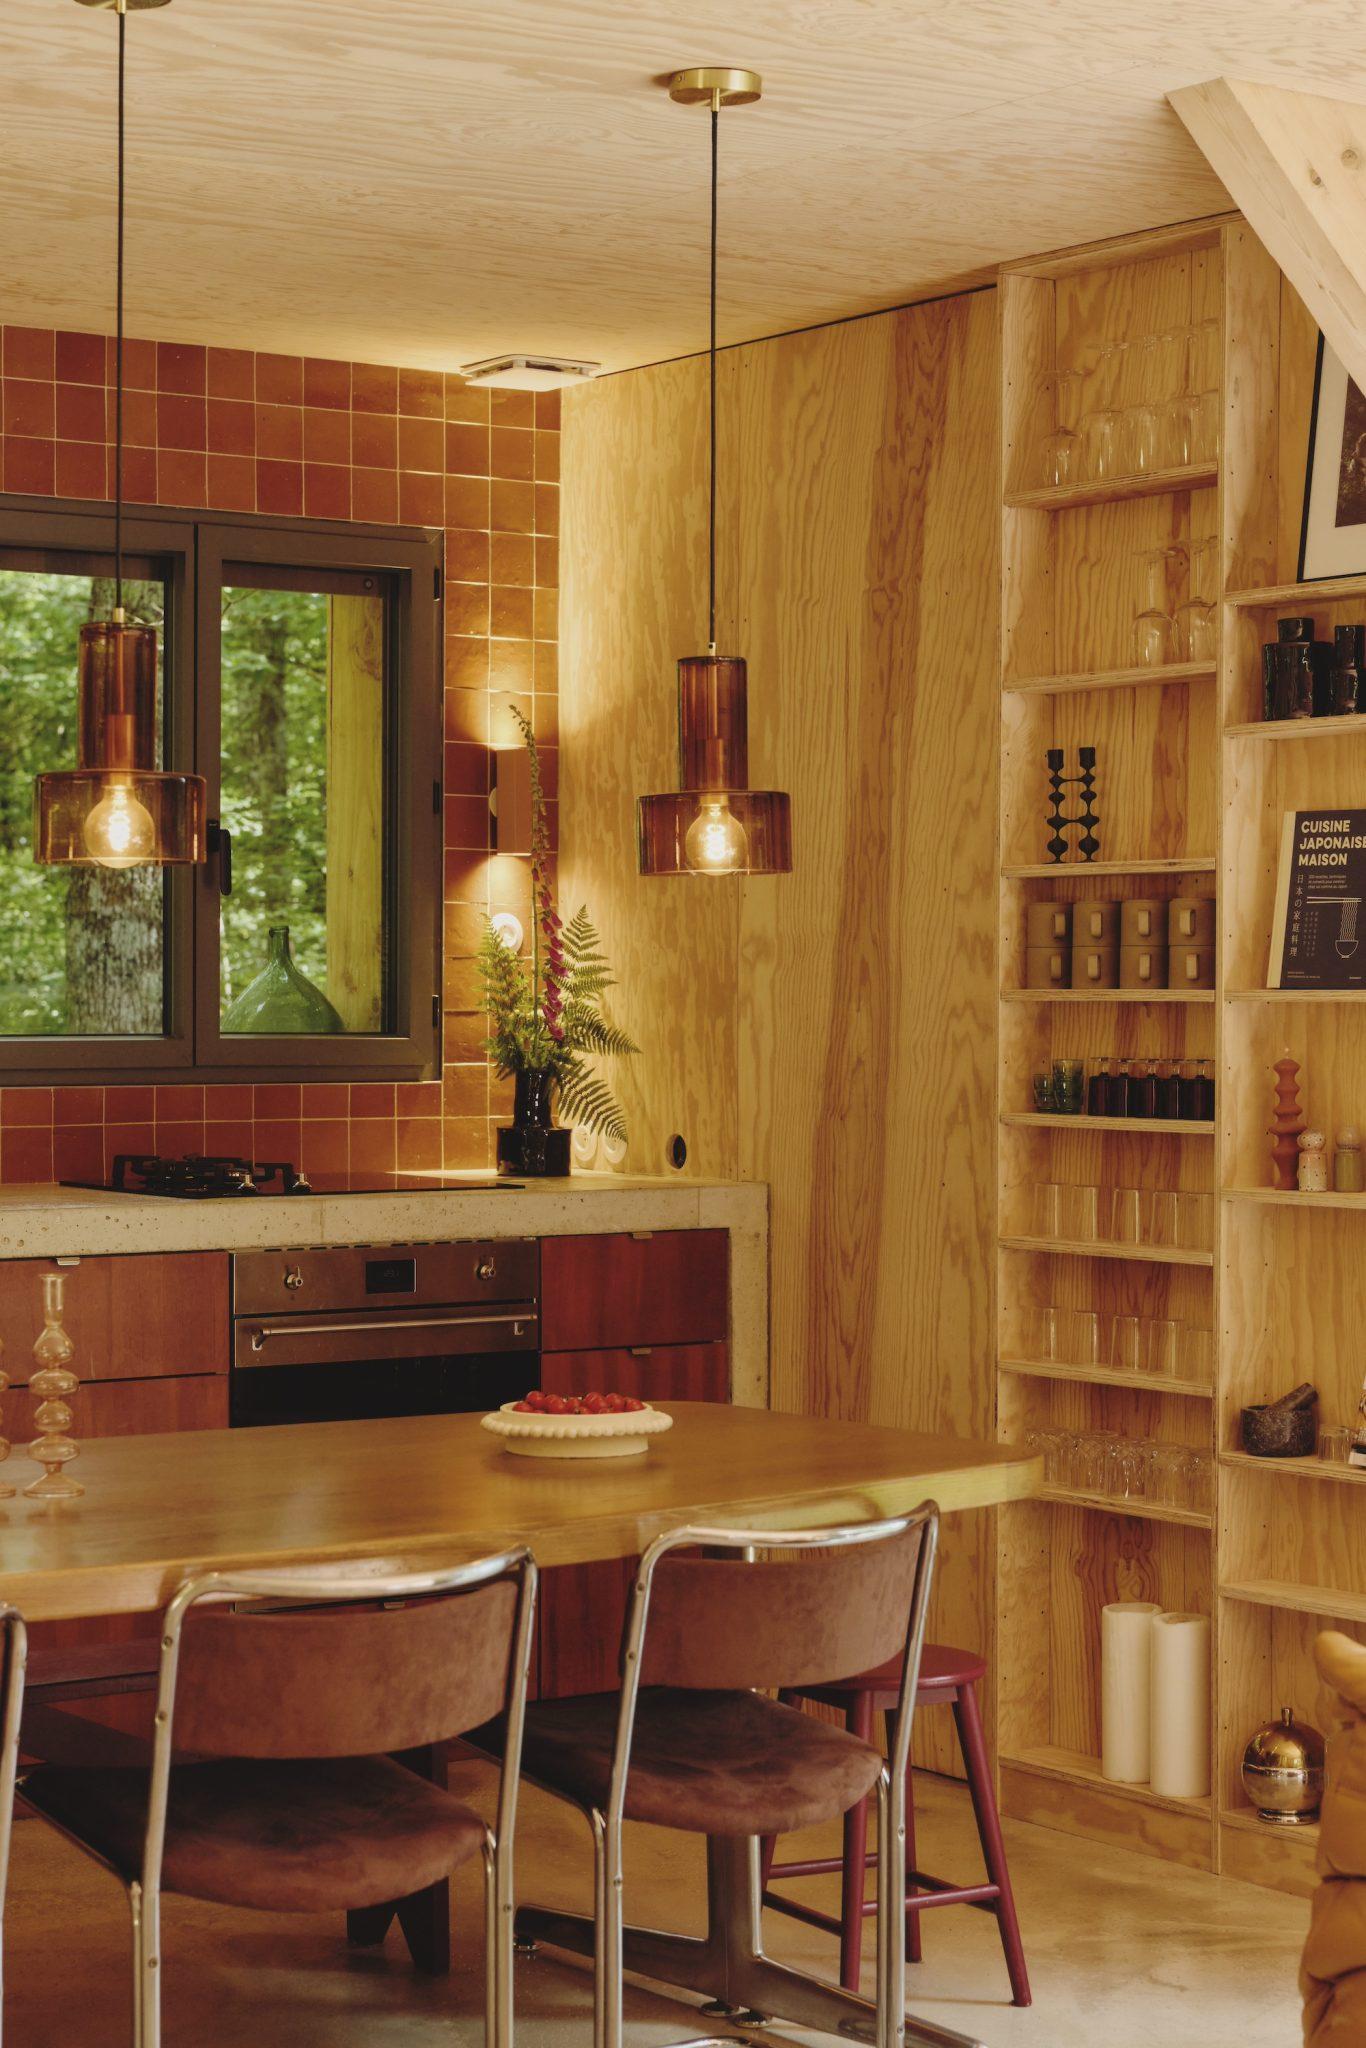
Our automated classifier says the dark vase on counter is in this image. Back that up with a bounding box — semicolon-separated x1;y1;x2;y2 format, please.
497;1068;572;1178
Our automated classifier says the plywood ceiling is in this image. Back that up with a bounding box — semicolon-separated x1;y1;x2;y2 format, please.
3;0;1365;373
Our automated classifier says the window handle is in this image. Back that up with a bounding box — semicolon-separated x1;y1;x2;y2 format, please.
207;819;233;897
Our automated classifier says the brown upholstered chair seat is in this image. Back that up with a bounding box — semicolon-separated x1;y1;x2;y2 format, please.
509;1687;883;1836
22;1755;486;1913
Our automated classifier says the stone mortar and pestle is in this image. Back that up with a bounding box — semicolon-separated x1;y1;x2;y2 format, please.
1241;1382;1318;1458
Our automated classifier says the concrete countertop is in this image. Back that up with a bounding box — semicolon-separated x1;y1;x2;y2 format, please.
0;1174;770;1404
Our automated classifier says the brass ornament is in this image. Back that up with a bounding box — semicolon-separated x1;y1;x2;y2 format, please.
667;67;762;107
75;3;174;11
1241;1705;1325;1824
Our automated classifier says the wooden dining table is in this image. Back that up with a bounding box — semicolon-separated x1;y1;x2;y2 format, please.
2;1403;1038;2048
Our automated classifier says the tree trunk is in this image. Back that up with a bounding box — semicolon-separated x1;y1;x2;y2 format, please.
252;609;291;930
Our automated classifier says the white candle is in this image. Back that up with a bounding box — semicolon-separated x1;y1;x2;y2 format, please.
1101;1600;1163;1782
1148;1611;1211;1800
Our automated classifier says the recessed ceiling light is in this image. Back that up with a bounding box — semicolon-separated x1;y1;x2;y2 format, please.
459;354;601;391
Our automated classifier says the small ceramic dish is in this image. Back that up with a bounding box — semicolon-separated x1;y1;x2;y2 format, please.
480;1402;674;1460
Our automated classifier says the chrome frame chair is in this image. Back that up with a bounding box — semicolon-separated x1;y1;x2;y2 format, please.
22;1548;535;2048
517;1503;957;2048
0;1605;27;2048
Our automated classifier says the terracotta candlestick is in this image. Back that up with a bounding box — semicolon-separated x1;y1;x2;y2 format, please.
1270;1053;1306;1192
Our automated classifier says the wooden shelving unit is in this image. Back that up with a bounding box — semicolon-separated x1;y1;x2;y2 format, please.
1007;660;1216;698
1001;1355;1213;1398
994;215;1366;1894
1001;1113;1214;1134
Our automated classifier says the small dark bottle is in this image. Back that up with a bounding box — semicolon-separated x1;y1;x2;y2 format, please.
1106;1058;1132;1118
1269;616;1327;720
1262;643;1278;722
1087;1056;1109;1118
1332;622;1364;716
1131;1058;1159;1120
1156;1059;1183;1120
1193;1058;1215;1122
1178;1058;1202;1121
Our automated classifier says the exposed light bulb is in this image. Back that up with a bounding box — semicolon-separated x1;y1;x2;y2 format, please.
83;780;157;869
684;795;748;874
490;911;524;952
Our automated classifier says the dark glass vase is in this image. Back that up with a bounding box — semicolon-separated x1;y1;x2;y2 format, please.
497;1067;571;1178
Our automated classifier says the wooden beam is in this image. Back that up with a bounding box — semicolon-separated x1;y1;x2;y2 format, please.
1170;77;1366;397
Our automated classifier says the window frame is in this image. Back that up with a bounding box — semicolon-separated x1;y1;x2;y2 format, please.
0;495;443;1085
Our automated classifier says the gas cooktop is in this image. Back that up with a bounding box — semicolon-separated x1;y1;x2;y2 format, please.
62;1154;524;1199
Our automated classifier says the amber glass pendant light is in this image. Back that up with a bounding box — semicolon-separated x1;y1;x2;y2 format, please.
35;0;205;870
637;68;792;877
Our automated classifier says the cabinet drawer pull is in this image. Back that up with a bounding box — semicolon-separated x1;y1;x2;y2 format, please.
630;1232;654;1242
629;1346;652;1358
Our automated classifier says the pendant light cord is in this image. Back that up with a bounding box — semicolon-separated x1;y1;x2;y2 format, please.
707;96;718;655
114;0;127;617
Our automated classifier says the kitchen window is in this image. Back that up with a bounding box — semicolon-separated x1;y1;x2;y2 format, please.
0;501;442;1082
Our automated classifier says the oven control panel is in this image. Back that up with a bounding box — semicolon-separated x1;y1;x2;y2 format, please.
232;1239;538;1317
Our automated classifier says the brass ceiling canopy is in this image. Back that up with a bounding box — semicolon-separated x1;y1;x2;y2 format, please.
75;1;173;10
667;67;762;107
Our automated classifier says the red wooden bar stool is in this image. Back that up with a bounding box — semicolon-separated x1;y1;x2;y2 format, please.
760;1643;1031;2008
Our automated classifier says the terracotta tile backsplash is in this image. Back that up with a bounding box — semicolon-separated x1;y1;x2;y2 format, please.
0;322;560;1184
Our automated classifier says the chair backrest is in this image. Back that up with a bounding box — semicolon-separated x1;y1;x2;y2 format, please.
163;1549;531;1760
604;1506;938;1831
0;1605;27;1996
638;1528;930;1693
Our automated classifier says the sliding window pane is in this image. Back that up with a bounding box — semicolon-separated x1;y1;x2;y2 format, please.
219;568;391;1035
0;566;166;1036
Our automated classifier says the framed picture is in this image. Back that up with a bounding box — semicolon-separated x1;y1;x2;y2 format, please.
1300;333;1366;579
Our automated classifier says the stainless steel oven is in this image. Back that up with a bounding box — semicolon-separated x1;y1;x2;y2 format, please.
229;1240;539;1428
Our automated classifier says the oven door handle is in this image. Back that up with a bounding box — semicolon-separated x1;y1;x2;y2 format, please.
248;1311;534;1352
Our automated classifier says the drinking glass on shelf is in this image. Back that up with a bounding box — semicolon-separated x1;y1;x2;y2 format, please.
1111;1186;1144;1244
1023;1303;1065;1360
1073;1430;1107;1496
1187;1448;1214;1515
1067;1307;1103;1365
1052;1057;1085;1116
1133;542;1188;669
1107;1437;1147;1501
1032;1069;1056;1112
1175;536;1219;661
1031;1182;1065;1238
1110;1313;1144;1372
1133;608;1176;669
1189;319;1221;463
1082;407;1123;481
1123;400;1163;477
1146;1190;1180;1248
1151;1443;1189;1509
1178;1324;1214;1382
1063;1183;1101;1242
1145;1316;1182;1376
1319;1425;1353;1465
1039;366;1084;485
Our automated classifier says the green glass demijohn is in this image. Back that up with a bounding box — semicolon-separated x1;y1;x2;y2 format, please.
221;924;344;1035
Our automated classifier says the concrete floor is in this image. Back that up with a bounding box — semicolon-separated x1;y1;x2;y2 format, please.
3;1757;1308;2047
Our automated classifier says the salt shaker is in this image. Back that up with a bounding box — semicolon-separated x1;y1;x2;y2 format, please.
1298;1129;1328;1194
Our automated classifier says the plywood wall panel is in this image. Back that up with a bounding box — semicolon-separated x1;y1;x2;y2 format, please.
558;357;741;1182
560;289;1001;1765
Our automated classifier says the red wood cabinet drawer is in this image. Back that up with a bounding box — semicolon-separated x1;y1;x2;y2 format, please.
0;1253;229;1383
539;1230;729;1352
540;1344;729;1404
